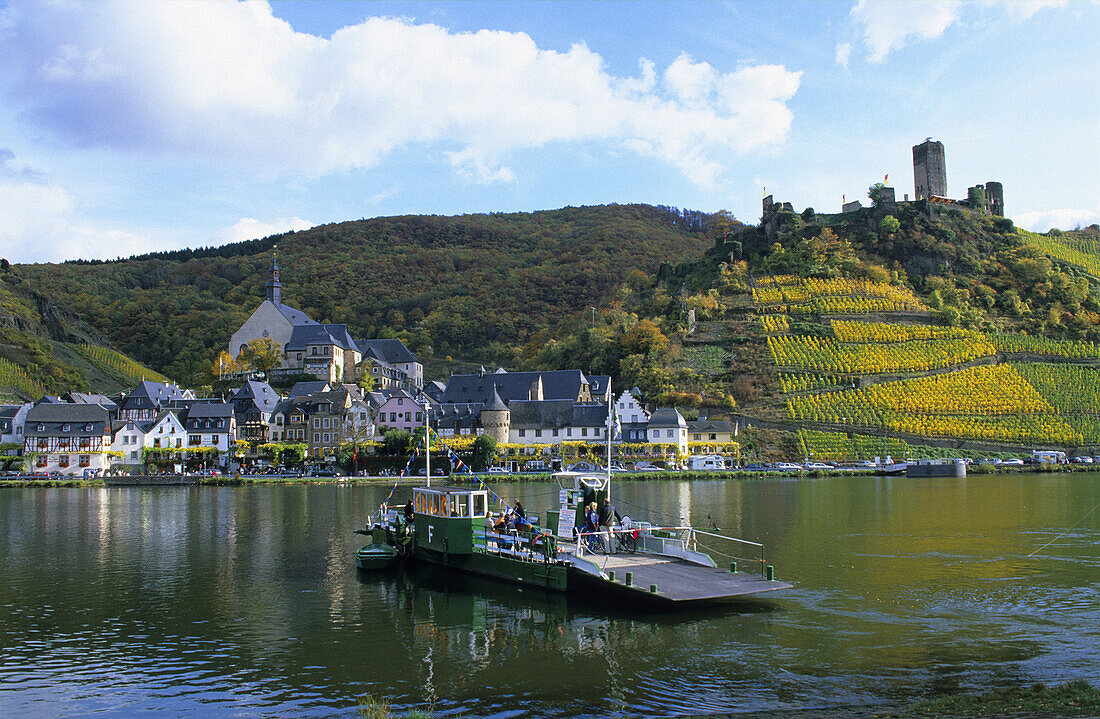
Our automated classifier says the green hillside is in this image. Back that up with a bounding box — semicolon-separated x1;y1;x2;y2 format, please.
19;204;713;388
0;263;167;398
629;196;1100;457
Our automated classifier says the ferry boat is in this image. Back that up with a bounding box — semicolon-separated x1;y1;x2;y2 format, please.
356;468;791;606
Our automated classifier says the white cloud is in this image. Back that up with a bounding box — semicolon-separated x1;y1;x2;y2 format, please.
835;42;852;68
220;217;312;245
850;0;961;62
1016;208;1100;233
0;178;154;263
1000;1;1067;22
0;1;801;188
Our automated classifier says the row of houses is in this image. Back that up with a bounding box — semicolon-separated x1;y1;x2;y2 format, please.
4;364;735;475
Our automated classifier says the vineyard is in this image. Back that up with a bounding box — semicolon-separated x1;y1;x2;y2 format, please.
778;372;850;394
0;358;44;398
1021;228;1100;277
77;345;169;386
751;267;1100;449
992;333;1100;359
831;320;973;344
752;275;927;315
767;335;995;374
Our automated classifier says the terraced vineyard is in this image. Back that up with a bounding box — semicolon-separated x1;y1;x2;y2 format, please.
1021;228;1100;277
754;271;1100;454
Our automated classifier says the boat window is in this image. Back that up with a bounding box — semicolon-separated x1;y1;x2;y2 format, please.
439;496;449;516
454;494;469;517
472;494;486;517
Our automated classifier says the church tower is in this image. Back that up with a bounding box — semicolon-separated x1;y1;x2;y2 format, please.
265;251;282;304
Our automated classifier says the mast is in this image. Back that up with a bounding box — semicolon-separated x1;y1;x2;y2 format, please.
606;378;612;502
425;397;431;488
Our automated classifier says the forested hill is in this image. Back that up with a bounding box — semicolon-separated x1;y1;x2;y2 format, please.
18;204;714;388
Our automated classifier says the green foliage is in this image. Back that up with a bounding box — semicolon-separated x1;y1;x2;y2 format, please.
21;205;709;388
471;434;497;470
381;429;412;456
77;344;169;386
238;338;283;374
908;680;1100;717
878;214;900;237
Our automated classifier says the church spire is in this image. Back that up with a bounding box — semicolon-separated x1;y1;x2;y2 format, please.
265;247;282;304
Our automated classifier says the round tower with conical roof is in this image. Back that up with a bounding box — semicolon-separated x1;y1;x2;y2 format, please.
479;385;510;444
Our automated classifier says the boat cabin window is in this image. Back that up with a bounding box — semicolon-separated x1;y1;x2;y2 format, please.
412;488;488;518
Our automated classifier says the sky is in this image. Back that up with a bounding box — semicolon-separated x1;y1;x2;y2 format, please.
0;0;1097;264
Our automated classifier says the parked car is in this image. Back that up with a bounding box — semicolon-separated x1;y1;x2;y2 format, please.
804;462;832;470
1071;455;1093;463
633;462;663;472
311;467;338;477
486;466;510;474
775;462;802;471
1001;458;1024;466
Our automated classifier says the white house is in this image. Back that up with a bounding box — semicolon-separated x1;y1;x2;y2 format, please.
647;408;688;456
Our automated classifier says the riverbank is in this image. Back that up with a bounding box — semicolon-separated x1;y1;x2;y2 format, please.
2;462;1097;488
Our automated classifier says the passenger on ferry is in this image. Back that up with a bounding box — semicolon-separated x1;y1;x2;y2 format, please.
598;499;621;529
404;500;414;523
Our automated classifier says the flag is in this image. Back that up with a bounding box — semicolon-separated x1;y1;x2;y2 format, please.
884;173;889;185
762;186;766;198
842;194;845;203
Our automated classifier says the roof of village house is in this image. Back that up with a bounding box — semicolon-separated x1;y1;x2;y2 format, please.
440;370;591;405
231;380;281;413
25;403;110;434
188;402;235;419
0;405;22;420
285;323;359;353
648;408;687;428
356;338;418;365
687;419;734;434
65;392;119;411
587;375;611;397
120;381;190;411
288;381;331;398
507;400;609;429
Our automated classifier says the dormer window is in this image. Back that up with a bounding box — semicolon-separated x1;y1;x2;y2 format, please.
85;424;93;432
37;424;45;432
62;424;70;431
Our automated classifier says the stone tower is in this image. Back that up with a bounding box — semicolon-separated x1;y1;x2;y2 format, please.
985;181;1004;217
265;251;282;304
913;139;947;200
479;385;510;444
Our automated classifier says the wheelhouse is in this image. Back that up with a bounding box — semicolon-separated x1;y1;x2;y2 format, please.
412;486;489;555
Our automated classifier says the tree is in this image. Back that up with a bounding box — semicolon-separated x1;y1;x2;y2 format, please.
238;338;283;374
357;370;376;393
382;429;411;456
868;182;888;206
472;434;497;471
879;215;900;237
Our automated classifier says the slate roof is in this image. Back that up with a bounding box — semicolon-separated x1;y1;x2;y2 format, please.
273;302;319;327
507;400;609;429
120;381;190;411
356;339;417;365
232;380;282;412
648;408;687;428
424;380;447;403
289;381;331;398
188;402;235;419
440;370;590;404
687;420;734;434
588;375;611;398
25;403;110;435
286;324;359;353
66;392;119;411
0;405;21;421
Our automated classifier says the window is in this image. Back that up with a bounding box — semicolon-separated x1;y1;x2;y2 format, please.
297;429;304;439
314;433;320;443
709;433;717;440
553;429;559;437
78;455;90;468
59;455;69;468
322;418;330;429
581;428;587;437
130;451;138;460
36;424;44;432
63;424;70;432
518;429;525;437
84;424;93;432
415;412;422;422
534;429;541;438
313;418;321;428
694;433;701;441
175;439;182;448
189;435;201;446
397;398;403;406
312;347;318;355
297;353;302;362
667;429;674;438
323;433;330;443
36;455;46;467
631;415;638;422
389;412;397;422
566;428;572;437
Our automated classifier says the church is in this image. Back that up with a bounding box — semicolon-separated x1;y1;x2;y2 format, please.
229;254;362;383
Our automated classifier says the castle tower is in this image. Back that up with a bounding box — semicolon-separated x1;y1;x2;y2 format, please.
265;250;282;304
913;139;947;200
985;181;1004;217
479;385;510;444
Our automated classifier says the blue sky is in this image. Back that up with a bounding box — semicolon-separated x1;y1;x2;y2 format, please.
0;0;1096;263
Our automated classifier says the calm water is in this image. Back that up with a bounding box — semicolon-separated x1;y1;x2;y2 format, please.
1;474;1098;718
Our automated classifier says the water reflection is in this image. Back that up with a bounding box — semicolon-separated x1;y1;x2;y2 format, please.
0;475;1096;718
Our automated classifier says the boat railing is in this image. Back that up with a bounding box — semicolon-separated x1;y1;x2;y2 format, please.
576;524;767;573
472;526;560;564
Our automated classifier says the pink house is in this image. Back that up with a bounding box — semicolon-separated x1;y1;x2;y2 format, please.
371;389;427;432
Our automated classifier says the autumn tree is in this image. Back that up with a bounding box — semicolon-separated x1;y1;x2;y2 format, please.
238;338;283;374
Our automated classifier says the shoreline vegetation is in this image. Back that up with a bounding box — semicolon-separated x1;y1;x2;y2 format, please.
1;462;1097;489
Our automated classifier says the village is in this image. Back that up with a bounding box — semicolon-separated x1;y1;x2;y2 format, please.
6;254;738;477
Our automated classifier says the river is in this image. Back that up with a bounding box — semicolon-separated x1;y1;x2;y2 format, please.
1;474;1097;718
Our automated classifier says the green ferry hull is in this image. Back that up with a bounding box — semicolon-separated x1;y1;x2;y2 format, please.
413;546;569;592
